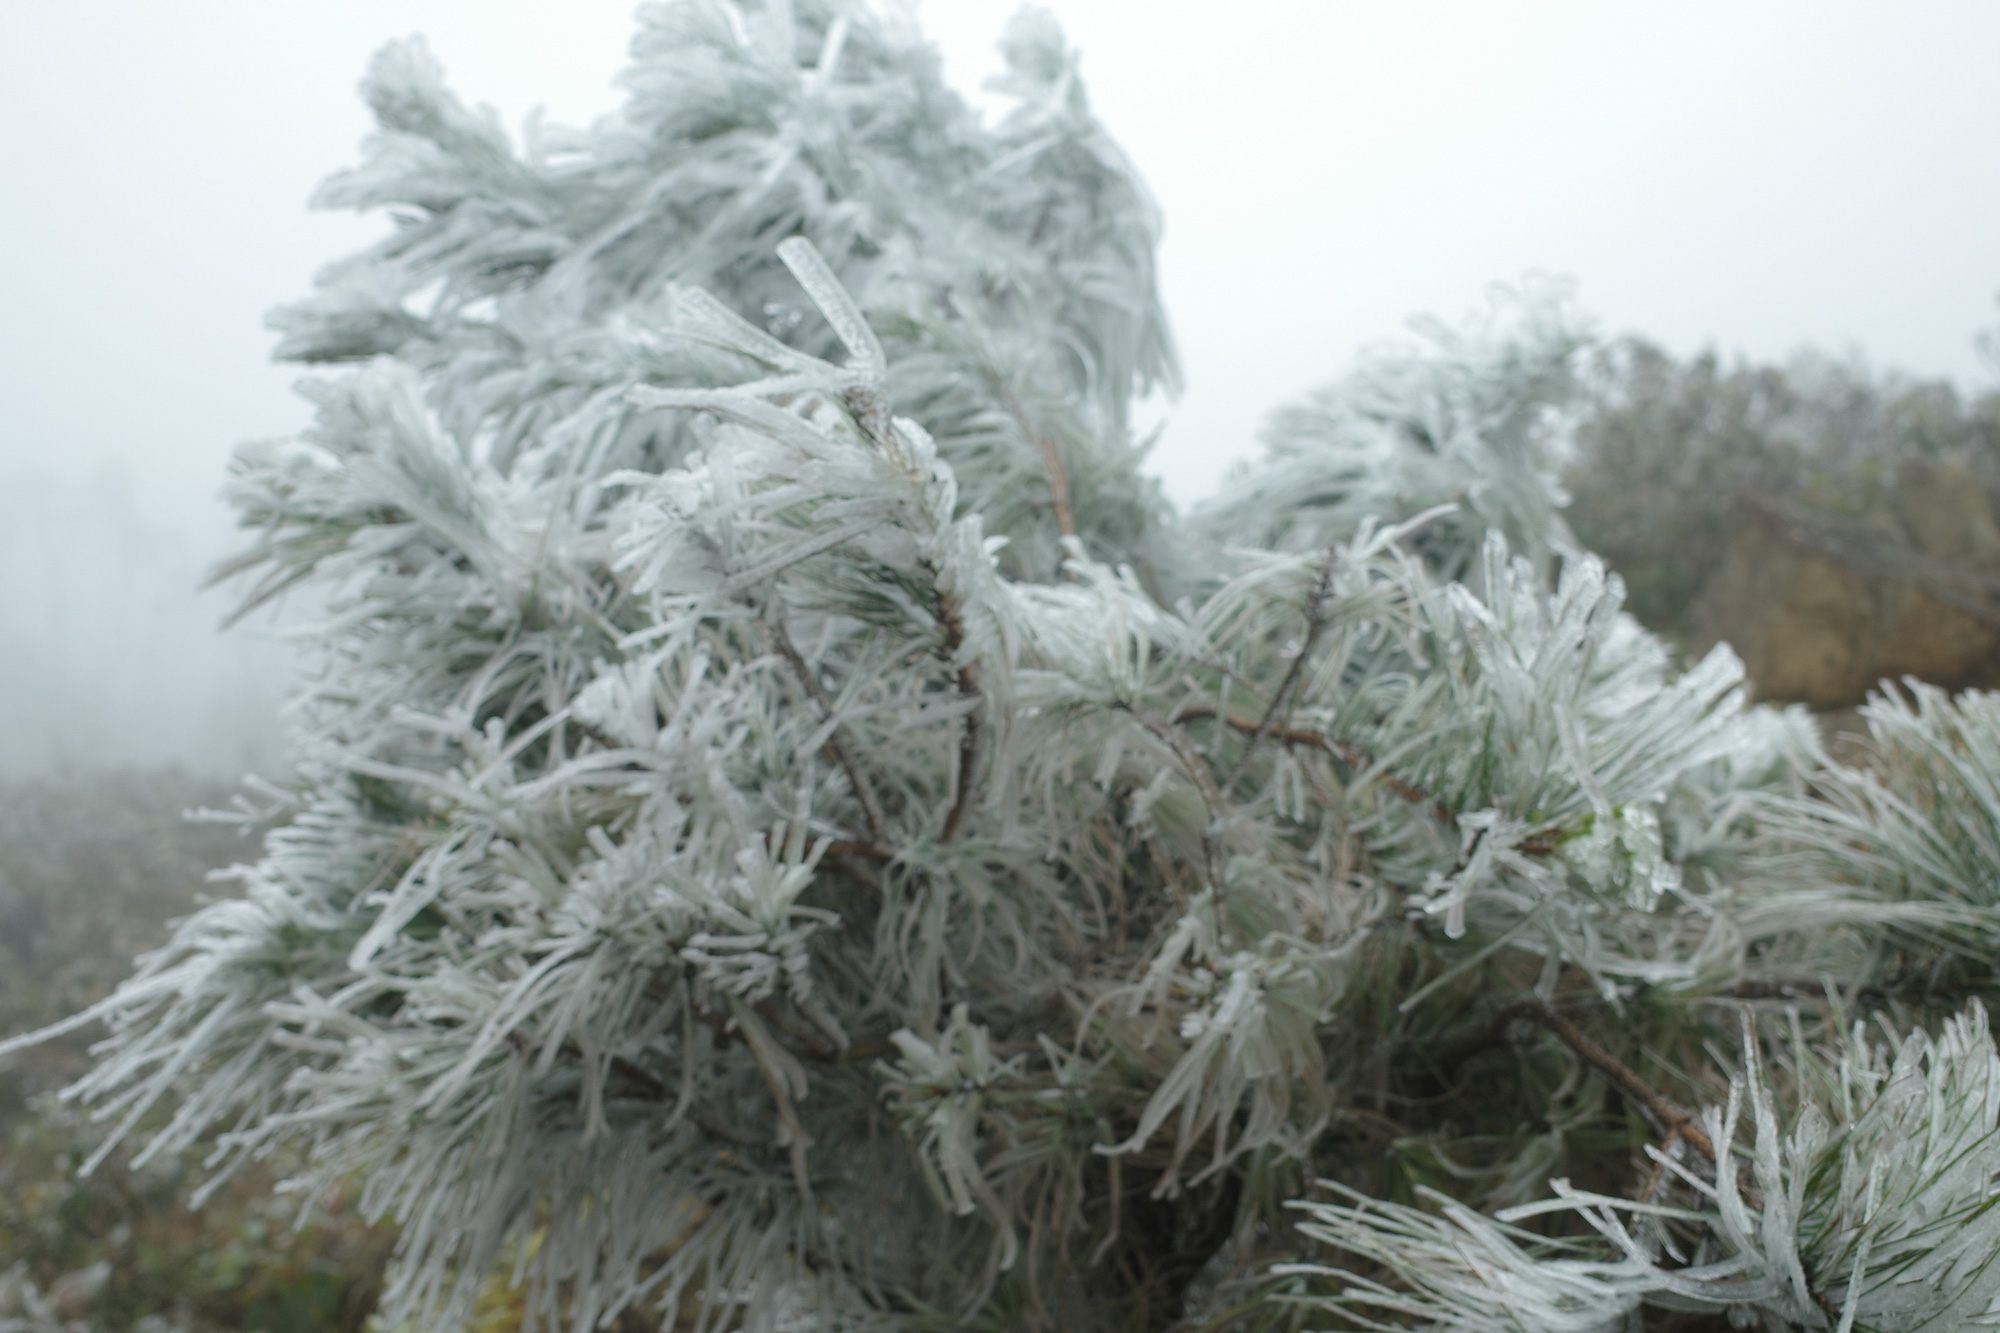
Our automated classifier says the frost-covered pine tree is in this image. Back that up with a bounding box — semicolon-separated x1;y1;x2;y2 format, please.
12;4;2000;1330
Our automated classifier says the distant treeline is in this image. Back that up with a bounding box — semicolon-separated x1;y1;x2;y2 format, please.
1566;336;2000;645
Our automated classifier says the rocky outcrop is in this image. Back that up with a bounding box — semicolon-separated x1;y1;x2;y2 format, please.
1686;461;2000;706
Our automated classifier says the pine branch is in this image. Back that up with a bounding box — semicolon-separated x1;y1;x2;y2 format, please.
840;363;989;847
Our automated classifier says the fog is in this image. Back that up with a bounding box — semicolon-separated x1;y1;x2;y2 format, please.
3;0;1996;778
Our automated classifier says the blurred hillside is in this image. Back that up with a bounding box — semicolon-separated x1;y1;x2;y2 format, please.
0;769;629;1332
1567;338;2000;705
0;769;391;1333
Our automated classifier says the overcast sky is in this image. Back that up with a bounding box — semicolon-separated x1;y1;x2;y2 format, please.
3;0;1999;773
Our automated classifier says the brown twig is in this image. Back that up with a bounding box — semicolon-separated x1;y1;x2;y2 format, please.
1172;705;1437;810
1515;828;1569;856
689;1105;767;1149
938;594;985;844
1503;1003;1718;1164
979;350;1080;569
1128;704;1239;887
1336;1106;1410;1142
1222;545;1341;791
759;825;892;864
822;838;893;862
1712;981;1814;1002
609;1052;670;1098
767;620;890;846
1130;706;1231;821
1638;1127;1681;1204
1000;382;1077;545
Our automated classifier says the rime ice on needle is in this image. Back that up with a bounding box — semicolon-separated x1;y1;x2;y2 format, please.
8;3;2000;1330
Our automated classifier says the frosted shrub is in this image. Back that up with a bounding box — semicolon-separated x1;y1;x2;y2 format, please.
9;4;2000;1330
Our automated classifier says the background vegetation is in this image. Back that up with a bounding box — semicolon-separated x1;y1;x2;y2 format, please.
1566;337;2000;644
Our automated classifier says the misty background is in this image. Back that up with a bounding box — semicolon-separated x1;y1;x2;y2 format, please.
4;0;1997;778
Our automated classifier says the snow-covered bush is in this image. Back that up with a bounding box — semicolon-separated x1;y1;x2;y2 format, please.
8;4;2000;1330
